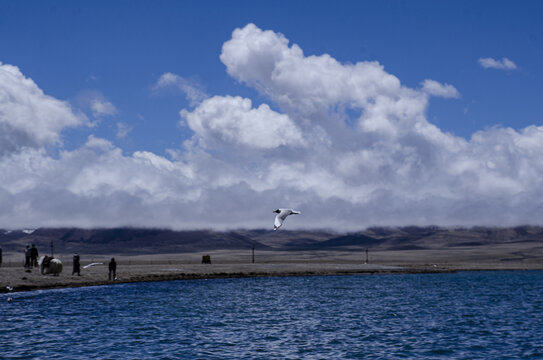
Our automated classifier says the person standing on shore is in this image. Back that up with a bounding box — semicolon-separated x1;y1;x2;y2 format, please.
108;258;117;280
30;244;39;268
24;245;30;269
72;254;81;276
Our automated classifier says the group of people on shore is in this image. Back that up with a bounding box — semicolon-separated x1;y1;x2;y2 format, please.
24;244;39;269
21;244;117;280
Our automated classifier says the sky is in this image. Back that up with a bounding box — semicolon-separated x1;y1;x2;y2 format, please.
1;0;543;230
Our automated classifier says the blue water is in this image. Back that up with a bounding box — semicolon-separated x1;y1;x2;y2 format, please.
1;271;542;359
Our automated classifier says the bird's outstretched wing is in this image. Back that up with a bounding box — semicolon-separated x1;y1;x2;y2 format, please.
274;214;284;230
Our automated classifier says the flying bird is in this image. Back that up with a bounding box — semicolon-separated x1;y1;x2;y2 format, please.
273;208;301;230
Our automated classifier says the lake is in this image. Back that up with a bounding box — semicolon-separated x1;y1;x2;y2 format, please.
1;271;542;359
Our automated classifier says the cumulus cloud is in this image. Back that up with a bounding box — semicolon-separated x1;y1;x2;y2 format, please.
221;24;405;113
154;72;207;106
180;95;304;149
420;79;460;98
478;57;517;70
0;62;85;154
1;25;542;230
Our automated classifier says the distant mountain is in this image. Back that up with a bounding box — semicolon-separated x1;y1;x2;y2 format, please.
0;228;269;255
1;225;543;255
286;233;383;250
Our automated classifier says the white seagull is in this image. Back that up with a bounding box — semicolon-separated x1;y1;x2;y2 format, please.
273;208;301;230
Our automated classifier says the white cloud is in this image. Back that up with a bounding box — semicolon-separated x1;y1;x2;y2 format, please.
0;62;86;155
76;90;117;118
1;26;543;231
154;72;207;106
220;24;405;114
478;57;517;70
116;122;131;139
91;98;116;117
180;95;304;149
421;79;460;98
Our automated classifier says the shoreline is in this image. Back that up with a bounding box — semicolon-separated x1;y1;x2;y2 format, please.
3;247;542;294
2;262;541;294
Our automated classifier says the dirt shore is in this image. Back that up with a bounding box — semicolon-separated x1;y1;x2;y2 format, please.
1;248;542;293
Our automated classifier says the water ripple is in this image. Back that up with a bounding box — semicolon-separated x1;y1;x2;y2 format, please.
1;271;542;359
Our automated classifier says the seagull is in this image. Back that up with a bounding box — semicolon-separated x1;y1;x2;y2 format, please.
273;208;301;230
83;262;104;269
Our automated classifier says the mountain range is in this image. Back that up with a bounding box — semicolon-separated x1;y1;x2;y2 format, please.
2;225;543;255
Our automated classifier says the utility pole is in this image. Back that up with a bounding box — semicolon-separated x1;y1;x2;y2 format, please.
50;240;54;257
252;246;255;264
365;248;369;264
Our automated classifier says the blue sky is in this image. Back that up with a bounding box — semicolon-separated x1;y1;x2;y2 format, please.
2;1;542;152
1;1;543;230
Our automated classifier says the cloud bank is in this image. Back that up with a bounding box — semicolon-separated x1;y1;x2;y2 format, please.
1;25;542;230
